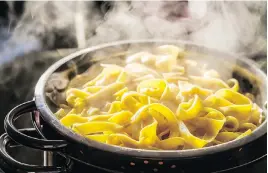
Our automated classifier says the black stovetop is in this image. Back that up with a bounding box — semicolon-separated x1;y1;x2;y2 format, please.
0;140;266;173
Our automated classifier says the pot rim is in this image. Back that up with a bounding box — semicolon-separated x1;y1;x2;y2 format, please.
34;39;267;158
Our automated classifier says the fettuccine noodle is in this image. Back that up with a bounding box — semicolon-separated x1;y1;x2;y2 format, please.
55;45;264;150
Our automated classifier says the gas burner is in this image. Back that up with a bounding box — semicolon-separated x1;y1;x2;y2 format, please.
0;131;266;173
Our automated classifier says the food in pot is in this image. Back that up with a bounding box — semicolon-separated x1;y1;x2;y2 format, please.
54;45;263;150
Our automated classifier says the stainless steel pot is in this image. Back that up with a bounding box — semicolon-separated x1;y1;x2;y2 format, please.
0;40;266;173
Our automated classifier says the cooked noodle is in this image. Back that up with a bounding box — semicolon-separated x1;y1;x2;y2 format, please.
55;45;263;150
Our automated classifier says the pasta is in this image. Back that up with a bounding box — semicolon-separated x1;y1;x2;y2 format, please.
55;45;264;150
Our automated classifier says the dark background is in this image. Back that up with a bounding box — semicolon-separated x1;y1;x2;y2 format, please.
0;1;66;134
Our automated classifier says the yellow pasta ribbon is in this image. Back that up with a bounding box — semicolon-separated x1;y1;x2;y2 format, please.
223;116;239;132
66;88;90;99
107;134;140;148
249;103;263;125
87;114;113;121
227;79;239;92
176;95;203;121
60;114;88;127
86;134;109;143
177;81;213;101
215;132;240;143
178;121;207;148
204;89;253;121
204;95;233;108
121;91;150;113
236;129;252;139
190;76;229;91
84;86;103;93
86;107;100;116
139;120;159;147
215;89;251;105
72;122;123;135
131;103;179;137
66;95;77;107
158;137;185;150
55;108;67;119
214;128;252;144
155;45;184;71
83;66;122;87
86;82;124;108
108;101;122;114
239;123;257;132
178;108;225;148
114;87;128;101
108;111;133;126
117;71;128;83
137;79;167;100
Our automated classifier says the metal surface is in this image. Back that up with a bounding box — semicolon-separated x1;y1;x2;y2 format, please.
0;130;70;172
4;101;68;151
43;151;53;167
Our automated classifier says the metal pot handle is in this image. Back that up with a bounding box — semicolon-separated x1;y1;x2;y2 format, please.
4;100;68;150
0;129;73;172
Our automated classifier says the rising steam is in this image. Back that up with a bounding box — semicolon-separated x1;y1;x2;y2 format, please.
0;1;266;62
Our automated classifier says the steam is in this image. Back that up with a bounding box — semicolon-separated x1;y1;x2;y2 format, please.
190;1;266;56
88;1;266;56
0;1;266;66
75;2;86;48
0;1;101;62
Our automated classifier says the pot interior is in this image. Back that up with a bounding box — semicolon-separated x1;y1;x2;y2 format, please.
44;41;267;113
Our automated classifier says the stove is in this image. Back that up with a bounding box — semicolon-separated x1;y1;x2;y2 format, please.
0;134;266;173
